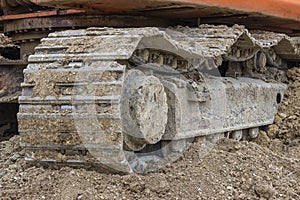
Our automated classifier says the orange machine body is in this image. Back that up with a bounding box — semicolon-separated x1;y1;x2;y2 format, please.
31;0;300;21
0;0;292;35
1;0;300;35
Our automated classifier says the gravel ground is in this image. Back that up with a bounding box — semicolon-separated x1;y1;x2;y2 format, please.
0;68;299;200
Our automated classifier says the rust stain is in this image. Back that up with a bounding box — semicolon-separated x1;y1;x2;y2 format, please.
0;9;84;21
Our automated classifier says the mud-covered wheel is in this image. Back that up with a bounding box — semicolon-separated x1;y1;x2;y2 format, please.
121;69;168;151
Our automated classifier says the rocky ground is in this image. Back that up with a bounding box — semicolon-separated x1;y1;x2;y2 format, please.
0;68;299;200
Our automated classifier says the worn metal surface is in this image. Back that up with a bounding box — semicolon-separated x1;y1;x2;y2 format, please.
3;15;170;34
18;25;300;173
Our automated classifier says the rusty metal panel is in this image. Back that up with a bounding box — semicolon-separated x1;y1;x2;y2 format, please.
0;10;84;21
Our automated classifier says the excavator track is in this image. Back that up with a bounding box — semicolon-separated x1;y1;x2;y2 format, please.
18;25;300;173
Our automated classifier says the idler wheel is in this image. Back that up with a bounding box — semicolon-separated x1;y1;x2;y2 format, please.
121;69;168;151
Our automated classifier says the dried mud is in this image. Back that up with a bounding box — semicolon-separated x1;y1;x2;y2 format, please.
0;34;15;48
1;68;300;199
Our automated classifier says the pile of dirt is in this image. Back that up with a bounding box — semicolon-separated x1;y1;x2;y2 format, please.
268;67;300;142
1;136;299;199
254;67;300;159
0;68;299;199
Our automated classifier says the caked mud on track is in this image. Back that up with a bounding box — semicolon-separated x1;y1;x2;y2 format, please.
16;25;300;173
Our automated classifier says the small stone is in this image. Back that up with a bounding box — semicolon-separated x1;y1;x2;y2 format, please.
288;115;297;120
10;154;21;162
278;113;287;119
77;194;83;200
0;171;6;179
9;164;18;170
253;131;270;146
287;122;293;128
267;125;279;139
226;186;233;190
274;115;282;123
144;188;151;195
219;190;225;195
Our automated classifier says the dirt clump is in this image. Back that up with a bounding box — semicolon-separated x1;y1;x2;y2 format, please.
0;34;16;47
